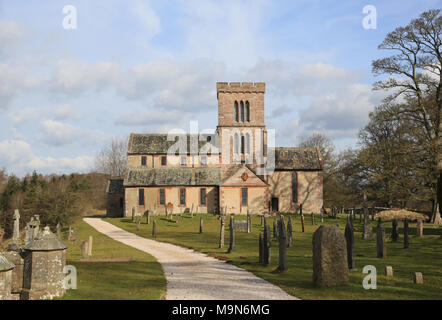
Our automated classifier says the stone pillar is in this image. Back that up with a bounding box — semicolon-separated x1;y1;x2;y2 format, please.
416;219;423;237
219;216;225;249
21;226;68;300
344;219;354;270
0;253;15;300
312;225;349;287
277;216;288;272
8;209;20;251
228;216;235;253
287;216;293;248
376;219;387;258
263;225;271;266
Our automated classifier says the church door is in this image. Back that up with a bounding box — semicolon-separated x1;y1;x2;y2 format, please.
271;197;279;212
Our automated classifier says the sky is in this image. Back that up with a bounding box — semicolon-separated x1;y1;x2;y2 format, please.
0;0;440;177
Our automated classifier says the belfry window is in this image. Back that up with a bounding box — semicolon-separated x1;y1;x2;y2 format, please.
246;101;250;122
234;101;239;122
234;133;239;154
240;101;244;122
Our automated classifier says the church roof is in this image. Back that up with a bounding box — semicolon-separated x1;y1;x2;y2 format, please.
271;147;323;170
128;133;219;155
124;168;221;187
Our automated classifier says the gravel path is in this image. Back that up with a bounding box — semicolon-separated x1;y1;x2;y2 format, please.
84;218;298;300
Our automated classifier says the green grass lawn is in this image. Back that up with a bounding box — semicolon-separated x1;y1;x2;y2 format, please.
104;213;442;300
59;217;166;300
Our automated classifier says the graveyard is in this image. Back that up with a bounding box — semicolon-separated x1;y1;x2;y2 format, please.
104;212;442;300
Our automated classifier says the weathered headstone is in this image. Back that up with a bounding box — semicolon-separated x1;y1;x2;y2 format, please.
413;272;423;284
263;224;271;265
376;219;387;258
81;241;88;260
87;236;93;256
287;216;293;247
416;219;423;237
277;216;288;272
191;203;194;217
344;219;354;270
320;206;324;223
152;220;156;238
363;216;374;240
228;216;235;253
132;207;135;222
404;219;409;249
219;216;225;248
260;215;264;226
385;266;393;277
68;226;73;241
247;210;251;233
312;225;349;287
199;217;203;234
146;209;150;224
392;219;399;242
311;213;315;225
12;209;20;242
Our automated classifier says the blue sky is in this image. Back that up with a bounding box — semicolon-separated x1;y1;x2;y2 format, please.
0;0;439;177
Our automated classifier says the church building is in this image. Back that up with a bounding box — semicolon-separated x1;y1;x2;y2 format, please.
107;82;323;217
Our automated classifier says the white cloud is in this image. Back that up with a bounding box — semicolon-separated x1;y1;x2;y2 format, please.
0;139;94;177
130;0;161;40
39;120;85;146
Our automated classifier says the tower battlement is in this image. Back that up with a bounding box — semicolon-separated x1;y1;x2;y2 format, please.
217;82;265;96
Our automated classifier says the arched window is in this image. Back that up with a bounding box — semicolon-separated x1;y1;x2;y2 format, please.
234;133;239;154
234;101;239;122
245;133;250;154
241;135;245;154
240;101;244;122
246;101;250;122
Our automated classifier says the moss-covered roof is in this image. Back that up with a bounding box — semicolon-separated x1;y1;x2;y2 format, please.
271;147;322;170
128;134;219;155
124;168;221;187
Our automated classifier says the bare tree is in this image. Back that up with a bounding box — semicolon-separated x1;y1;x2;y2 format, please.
372;9;441;222
94;136;128;177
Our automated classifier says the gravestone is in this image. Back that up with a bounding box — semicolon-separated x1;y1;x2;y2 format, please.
136;215;141;230
233;220;248;232
287;216;293;247
362;216;374;240
87;236;93;256
146;210;150;224
247;210;251;233
385;266;393;277
22;226;68;300
152;220;156;238
320;206;324;223
199;218;203;234
259;233;264;263
0;228;4;244
344;219;355;270
260;215;264;226
132;207;135;222
228;216;235;253
312;225;349;287
81;241;88;260
263;224;271;266
404;219;409;249
68;226;73;241
191;204;194;218
0;253;15;300
413;272;423;284
3;251;24;299
392;219;399;242
416;219;423;237
376;219;387;258
8;209;20;250
311;213;315;225
219;216;225;248
277;216;288;272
